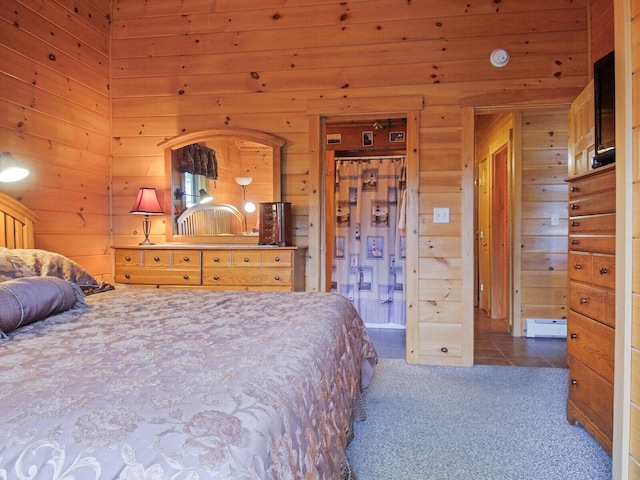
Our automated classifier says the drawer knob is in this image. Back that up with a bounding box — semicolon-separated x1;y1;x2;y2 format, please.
571;239;579;245
275;256;280;262
571;379;578;386
213;257;220;262
125;255;131;262
574;264;582;270
571;204;579;210
570;333;577;339
125;273;131;279
154;256;160;262
579;297;588;304
213;275;220;281
571;221;579;227
274;275;280;281
183;275;189;280
440;347;448;353
599;268;608;274
183;256;190;262
244;257;250;262
571;186;580;192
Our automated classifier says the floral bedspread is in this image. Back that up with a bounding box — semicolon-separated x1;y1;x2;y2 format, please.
0;288;377;479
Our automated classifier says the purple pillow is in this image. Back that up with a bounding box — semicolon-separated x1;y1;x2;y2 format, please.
0;277;87;335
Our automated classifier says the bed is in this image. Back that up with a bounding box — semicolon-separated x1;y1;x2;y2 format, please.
0;193;377;479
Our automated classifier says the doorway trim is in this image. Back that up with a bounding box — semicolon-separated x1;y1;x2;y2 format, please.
306;95;422;362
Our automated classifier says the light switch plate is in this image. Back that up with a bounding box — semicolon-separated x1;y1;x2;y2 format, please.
433;207;450;224
551;213;559;226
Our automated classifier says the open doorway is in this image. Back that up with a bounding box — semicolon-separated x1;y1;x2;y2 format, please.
472;108;570;367
474;113;513;329
324;119;407;328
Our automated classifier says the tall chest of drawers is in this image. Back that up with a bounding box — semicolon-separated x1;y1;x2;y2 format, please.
113;245;306;292
565;164;615;454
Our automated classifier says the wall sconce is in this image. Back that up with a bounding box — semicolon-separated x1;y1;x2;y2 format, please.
235;177;256;232
174;188;213;204
130;187;164;245
0;152;29;183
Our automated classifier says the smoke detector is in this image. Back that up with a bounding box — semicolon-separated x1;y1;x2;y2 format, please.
490;49;510;67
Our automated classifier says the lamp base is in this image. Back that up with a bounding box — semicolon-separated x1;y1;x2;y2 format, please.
139;214;154;246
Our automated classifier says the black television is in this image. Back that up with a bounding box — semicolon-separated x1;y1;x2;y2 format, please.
592;50;615;168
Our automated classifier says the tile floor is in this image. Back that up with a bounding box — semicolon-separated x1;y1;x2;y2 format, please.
367;309;568;368
474;309;567;368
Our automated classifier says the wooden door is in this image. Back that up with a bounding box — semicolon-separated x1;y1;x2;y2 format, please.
490;145;509;320
477;157;491;312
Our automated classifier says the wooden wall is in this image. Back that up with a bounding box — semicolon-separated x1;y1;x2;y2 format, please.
108;0;589;365
0;0;111;280
518;110;569;328
591;0;615;63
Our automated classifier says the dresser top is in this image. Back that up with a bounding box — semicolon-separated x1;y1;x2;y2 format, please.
112;244;302;250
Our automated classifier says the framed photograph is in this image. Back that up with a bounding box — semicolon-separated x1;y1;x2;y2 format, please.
389;131;405;143
362;131;373;147
326;133;342;145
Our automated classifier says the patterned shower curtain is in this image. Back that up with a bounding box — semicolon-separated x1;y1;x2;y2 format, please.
331;157;407;328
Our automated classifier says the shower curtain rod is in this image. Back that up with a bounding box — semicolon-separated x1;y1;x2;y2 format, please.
335;155;406;161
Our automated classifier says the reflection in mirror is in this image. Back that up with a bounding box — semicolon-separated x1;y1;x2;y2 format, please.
159;129;284;244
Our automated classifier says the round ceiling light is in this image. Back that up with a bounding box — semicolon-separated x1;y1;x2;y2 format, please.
490;48;510;68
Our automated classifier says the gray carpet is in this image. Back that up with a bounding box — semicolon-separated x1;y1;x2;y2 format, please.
347;359;612;480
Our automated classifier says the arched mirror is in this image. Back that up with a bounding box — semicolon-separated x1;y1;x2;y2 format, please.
158;128;285;244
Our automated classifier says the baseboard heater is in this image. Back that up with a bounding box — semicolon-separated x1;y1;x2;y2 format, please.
525;318;567;338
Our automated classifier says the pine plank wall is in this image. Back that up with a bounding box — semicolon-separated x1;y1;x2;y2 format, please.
4;0;639;476
1;0;595;366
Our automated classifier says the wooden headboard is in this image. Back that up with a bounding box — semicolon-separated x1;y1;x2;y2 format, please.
0;192;38;248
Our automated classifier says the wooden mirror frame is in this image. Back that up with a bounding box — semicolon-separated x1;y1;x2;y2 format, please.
158;128;285;244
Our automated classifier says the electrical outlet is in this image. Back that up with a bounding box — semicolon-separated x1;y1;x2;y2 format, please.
551;213;559;226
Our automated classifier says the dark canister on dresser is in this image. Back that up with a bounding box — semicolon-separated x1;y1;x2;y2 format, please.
259;202;292;246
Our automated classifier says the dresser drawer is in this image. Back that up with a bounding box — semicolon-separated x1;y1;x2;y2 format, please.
569;213;615;235
568;168;615;199
202;267;292;287
592;253;615;289
567;311;615;383
232;250;262;267
115;268;201;286
262;250;292;267
142;250;172;267
115;249;142;266
569;192;615;216
202;250;232;267
568;252;592;283
569;283;605;321
568;235;615;254
567;356;614;441
172;250;201;267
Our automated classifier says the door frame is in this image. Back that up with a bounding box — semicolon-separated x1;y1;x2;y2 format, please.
306;95;422;362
